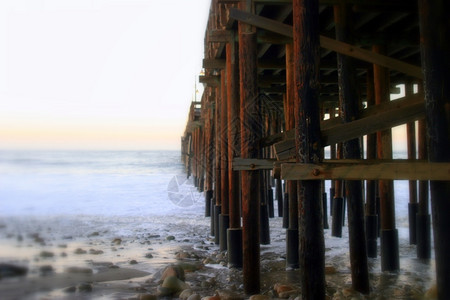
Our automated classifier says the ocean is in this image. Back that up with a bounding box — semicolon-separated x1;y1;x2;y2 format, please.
0;150;436;299
0;150;203;216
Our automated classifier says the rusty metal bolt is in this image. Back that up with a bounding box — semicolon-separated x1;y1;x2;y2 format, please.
312;169;320;176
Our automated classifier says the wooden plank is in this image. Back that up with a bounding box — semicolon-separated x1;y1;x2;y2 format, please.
228;8;423;78
199;75;220;87
274;93;425;160
281;161;450;181
233;158;276;170
203;58;226;69
207;29;232;43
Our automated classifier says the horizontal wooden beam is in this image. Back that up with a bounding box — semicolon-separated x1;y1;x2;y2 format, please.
228;8;422;78
199;75;220;87
207;29;232;43
203;58;226;69
274;93;425;160
207;29;290;44
281;160;450;181
233;158;277;170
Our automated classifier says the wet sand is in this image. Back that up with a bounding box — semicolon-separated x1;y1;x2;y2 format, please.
0;215;438;299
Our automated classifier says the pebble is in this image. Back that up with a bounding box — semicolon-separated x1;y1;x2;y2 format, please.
273;283;299;299
176;251;191;259
112;238;122;245
74;248;87;254
167;235;176;241
0;263;28;278
202;293;221;300
130;260;138;265
161;275;190;293
187;294;202;300
40;251;55;258
39;265;54;276
217;289;244;300
63;286;77;293
157;286;174;297
160;265;185;282
77;282;93;292
89;249;104;255
179;288;194;299
139;294;158;300
145;253;154;259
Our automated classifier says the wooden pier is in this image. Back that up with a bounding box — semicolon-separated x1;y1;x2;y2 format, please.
181;0;449;298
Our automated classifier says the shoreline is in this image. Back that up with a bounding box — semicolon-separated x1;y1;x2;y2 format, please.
0;214;437;299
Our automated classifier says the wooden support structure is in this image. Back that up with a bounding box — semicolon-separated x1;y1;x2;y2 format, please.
238;0;261;293
334;3;369;293
405;82;418;245
365;71;378;258
182;0;450;297
293;0;325;298
285;42;299;269
226;34;243;268
417;117;431;259
373;44;399;272
214;76;222;244
418;1;450;298
220;69;230;251
281;160;450;181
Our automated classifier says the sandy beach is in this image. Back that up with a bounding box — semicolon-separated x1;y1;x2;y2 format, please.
0;213;438;300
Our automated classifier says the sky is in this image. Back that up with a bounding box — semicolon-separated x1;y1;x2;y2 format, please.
0;0;210;150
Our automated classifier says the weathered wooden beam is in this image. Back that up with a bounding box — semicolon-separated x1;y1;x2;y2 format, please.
228;8;423;78
281;161;450;181
233;158;276;170
322;93;424;146
208;29;291;44
199;75;220;87
273;93;425;160
203;58;226;69
208;29;233;43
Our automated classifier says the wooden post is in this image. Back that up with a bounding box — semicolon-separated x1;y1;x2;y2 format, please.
418;1;450;298
238;0;261;293
293;0;325;299
417;118;430;259
334;3;369;294
373;44;399;271
285;42;299;269
365;71;378;258
226;35;243;268
332;143;344;238
220;69;229;251
405;82;418;245
214;83;222;244
205;90;214;217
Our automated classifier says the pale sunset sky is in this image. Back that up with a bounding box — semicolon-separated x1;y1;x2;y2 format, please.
0;0;409;152
0;0;210;150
